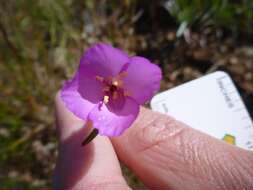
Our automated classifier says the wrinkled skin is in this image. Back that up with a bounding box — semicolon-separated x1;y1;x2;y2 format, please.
53;94;253;190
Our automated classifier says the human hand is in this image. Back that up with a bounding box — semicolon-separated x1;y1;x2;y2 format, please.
53;94;253;190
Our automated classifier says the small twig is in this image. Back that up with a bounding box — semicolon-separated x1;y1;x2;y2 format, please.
7;125;46;152
0;21;20;58
206;63;220;74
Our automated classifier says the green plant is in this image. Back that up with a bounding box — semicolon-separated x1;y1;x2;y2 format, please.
165;0;253;35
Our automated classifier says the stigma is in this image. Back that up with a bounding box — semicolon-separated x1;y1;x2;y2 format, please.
112;80;119;86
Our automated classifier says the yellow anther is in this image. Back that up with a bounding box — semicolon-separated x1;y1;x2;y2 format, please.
103;95;109;104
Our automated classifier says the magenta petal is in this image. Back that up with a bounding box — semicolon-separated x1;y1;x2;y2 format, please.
78;67;105;104
60;74;98;120
60;43;161;137
80;43;129;77
123;56;162;104
88;98;140;136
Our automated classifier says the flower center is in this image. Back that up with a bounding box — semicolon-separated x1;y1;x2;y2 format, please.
109;84;118;93
95;72;130;104
103;79;122;103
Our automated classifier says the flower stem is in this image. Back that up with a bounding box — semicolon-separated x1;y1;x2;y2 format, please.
81;128;99;146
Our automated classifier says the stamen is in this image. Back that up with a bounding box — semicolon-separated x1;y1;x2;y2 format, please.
103;95;109;104
95;76;104;82
118;71;128;78
103;86;110;92
124;91;131;97
107;76;113;82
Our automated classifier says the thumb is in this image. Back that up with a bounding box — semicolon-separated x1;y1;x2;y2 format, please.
53;93;130;190
111;108;253;190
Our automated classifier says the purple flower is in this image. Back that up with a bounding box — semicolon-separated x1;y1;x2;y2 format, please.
61;43;161;136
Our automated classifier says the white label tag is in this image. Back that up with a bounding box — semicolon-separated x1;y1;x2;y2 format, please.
151;71;253;151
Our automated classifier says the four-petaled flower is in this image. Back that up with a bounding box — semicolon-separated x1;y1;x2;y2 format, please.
61;43;162;136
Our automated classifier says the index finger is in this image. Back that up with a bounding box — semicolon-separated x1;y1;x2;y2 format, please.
111;108;253;190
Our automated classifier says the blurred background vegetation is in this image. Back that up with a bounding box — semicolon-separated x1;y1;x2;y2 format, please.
0;0;252;189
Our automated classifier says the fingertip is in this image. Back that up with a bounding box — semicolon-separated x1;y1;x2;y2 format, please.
54;92;130;190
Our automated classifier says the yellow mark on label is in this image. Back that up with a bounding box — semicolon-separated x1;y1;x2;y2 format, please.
222;134;236;145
